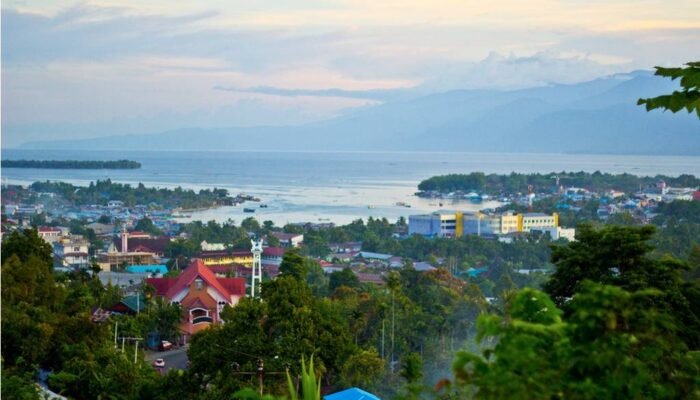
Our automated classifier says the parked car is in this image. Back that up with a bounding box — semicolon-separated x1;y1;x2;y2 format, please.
159;340;172;351
153;358;165;368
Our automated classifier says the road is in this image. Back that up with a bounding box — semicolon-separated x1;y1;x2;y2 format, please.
145;345;189;373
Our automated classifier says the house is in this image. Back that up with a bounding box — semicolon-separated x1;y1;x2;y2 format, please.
87;222;116;237
145;259;247;338
271;232;304;248
262;246;286;265
53;235;90;269
108;294;146;315
329;242;362;253
38;226;63;244
112;234;170;257
107;200;124;208
356;251;393;262
201;240;226;251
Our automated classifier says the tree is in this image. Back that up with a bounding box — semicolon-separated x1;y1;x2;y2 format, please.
451;285;700;399
340;349;385;389
279;249;309;281
329;268;360;292
134;217;162;236
638;62;700;118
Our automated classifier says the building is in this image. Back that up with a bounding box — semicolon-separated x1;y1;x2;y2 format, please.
271;232;304;248
53;235;90;269
409;210;560;238
201;240;226;251
145;259;246;338
520;213;558;232
408;211;460;237
126;264;168;276
38;226;63;244
262;246;286;265
112;234;170;257
97;251;160;272
198;249;254;267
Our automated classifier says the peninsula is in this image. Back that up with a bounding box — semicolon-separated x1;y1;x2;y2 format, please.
2;159;141;169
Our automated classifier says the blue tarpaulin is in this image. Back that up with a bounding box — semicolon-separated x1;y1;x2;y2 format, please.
324;387;381;400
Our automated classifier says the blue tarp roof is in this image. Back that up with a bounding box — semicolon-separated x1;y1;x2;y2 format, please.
324;387;380;400
126;264;168;275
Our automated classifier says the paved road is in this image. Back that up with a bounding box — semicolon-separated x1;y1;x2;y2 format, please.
145;345;189;373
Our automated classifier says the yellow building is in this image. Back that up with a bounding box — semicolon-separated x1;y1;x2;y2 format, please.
198;250;253;267
520;213;558;232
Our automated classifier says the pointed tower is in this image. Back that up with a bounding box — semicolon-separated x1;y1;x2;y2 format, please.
250;239;263;298
121;226;129;254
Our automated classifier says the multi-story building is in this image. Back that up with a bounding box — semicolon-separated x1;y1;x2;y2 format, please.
145;259;246;340
38;226;63;244
54;235;90;269
409;210;560;238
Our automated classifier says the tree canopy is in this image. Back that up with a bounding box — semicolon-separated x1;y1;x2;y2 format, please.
638;61;700;118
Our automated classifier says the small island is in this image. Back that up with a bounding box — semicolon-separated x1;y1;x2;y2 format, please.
2;159;141;169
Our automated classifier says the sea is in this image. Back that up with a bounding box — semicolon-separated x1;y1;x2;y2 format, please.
2;149;700;226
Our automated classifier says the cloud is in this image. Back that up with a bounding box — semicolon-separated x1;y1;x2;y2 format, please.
212;85;410;101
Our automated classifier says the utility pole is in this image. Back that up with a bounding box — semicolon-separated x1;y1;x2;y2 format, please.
381;319;385;360
391;289;395;373
114;321;118;349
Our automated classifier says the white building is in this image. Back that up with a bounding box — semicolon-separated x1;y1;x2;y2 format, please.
54;235;90;269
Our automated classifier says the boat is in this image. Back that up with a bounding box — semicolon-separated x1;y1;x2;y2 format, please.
259;204;268;208
243;208;256;213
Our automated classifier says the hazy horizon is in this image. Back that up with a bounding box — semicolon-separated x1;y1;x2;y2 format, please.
2;1;700;148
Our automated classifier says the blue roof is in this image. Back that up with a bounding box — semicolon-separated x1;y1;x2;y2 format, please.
324;388;380;400
126;264;168;275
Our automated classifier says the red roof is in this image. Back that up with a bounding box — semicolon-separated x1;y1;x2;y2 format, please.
263;247;286;257
145;277;177;296
198;250;253;258
150;259;247;301
39;226;61;233
218;278;246;297
113;236;170;254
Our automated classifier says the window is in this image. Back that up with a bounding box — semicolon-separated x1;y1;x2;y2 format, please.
195;278;203;290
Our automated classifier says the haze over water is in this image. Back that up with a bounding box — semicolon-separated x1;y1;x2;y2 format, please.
3;149;700;226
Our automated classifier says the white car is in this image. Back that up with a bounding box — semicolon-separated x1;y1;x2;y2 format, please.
153;358;165;368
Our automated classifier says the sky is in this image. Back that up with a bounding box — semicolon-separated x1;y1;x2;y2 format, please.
2;0;700;147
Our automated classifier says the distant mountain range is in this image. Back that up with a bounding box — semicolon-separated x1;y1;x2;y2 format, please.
19;70;700;155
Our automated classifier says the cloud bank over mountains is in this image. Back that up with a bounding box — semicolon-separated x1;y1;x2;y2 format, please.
2;1;699;148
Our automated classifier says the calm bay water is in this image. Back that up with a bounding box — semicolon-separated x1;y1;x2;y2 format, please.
3;149;699;225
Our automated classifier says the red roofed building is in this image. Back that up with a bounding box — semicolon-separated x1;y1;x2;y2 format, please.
38;226;63;244
694;190;700;201
145;259;246;338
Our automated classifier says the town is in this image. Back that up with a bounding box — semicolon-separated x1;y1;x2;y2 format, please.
2;170;700;399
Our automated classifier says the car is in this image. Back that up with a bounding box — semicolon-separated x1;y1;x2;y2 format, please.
153;358;165;368
159;340;173;351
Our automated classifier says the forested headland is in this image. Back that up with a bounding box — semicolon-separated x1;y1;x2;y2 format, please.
2;159;141;169
417;171;700;194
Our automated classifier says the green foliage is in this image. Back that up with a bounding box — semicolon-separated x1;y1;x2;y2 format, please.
400;352;423;384
329;268;360;292
453;284;700;399
134;217;163;236
638;62;700;118
29;179;231;208
340;349;385;389
279;249;310;280
287;355;321;400
418;171;700;195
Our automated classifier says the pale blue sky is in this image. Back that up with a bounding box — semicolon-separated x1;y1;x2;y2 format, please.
2;1;699;147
